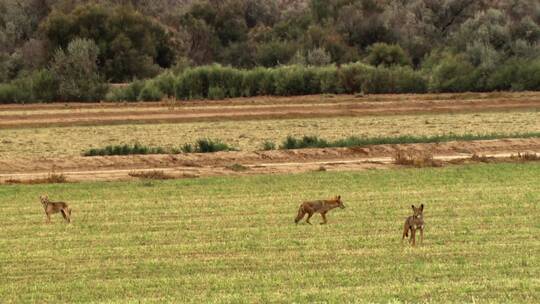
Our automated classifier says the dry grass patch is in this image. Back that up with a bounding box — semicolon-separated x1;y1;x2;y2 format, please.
3;172;67;185
393;150;443;168
128;170;173;180
511;152;540;161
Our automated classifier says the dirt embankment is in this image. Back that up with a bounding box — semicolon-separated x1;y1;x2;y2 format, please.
1;138;539;183
1;92;539;128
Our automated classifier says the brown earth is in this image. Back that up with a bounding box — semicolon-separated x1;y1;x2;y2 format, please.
1;92;540;128
1;138;539;183
1;92;539;183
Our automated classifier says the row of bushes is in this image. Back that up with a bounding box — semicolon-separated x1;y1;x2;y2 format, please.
107;63;428;102
278;133;540;150
83;139;234;156
82;133;540;156
108;55;540;102
2;56;539;104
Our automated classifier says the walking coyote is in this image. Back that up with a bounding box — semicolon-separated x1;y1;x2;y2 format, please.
295;195;346;224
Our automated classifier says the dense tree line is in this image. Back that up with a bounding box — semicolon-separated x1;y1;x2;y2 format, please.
1;0;539;102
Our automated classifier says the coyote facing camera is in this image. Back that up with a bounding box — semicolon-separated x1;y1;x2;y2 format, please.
403;204;424;246
40;195;71;223
295;195;346;225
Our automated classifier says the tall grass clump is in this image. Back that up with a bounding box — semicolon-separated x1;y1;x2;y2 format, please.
194;138;233;153
280;135;329;149
83;143;166;156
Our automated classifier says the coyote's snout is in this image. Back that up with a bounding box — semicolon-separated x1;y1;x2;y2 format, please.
402;204;424;246
295;195;345;225
40;195;72;223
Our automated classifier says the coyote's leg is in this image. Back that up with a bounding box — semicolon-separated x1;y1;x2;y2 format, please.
295;208;305;224
61;209;71;223
419;228;423;245
402;223;409;243
305;212;314;225
320;212;327;225
45;213;51;224
411;228;416;246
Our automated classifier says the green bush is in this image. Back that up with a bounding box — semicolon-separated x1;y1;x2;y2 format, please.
138;81;164;101
195;138;232;153
261;140;276;150
0;84;21;104
208;86;226;100
83;143;166;156
280;135;329;149
428;54;476;92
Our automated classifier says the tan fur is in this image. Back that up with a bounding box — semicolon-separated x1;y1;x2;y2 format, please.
295;195;345;225
402;204;424;246
40;195;71;223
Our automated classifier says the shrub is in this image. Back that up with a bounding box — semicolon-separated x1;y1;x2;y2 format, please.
195;138;232;153
261;140;276;151
393;150;442;168
208;86;226;100
153;72;176;97
280;135;328;149
83;143;166;156
365;43;412;67
50;38;107;101
105;81;145;102
427;53;476;92
306;47;332;66
138;81;163;101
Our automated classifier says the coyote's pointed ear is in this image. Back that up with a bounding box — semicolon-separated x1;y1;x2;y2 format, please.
420;204;424;210
411;205;415;210
337;195;341;200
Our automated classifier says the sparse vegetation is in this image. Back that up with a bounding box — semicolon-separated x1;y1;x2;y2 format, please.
3;172;67;184
128;170;173;180
226;163;249;172
261;140;276;151
393;150;442;168
512;152;540;161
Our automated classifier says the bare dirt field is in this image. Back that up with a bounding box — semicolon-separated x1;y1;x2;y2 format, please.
1;92;539;128
1;92;539;183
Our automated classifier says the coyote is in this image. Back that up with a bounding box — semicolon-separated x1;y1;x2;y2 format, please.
402;204;424;246
295;195;345;224
40;195;71;223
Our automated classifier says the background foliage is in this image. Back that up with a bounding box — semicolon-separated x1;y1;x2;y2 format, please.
1;0;539;102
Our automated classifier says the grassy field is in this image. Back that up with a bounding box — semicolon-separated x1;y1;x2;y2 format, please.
1;162;539;303
1;110;539;160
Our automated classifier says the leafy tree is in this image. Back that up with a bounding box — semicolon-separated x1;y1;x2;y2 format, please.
50;38;106;101
41;4;174;82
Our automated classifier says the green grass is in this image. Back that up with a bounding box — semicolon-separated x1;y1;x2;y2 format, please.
280;132;540;149
1;163;539;303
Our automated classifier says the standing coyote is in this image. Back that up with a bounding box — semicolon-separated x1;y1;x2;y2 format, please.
402;204;424;246
295;195;346;224
40;195;71;223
